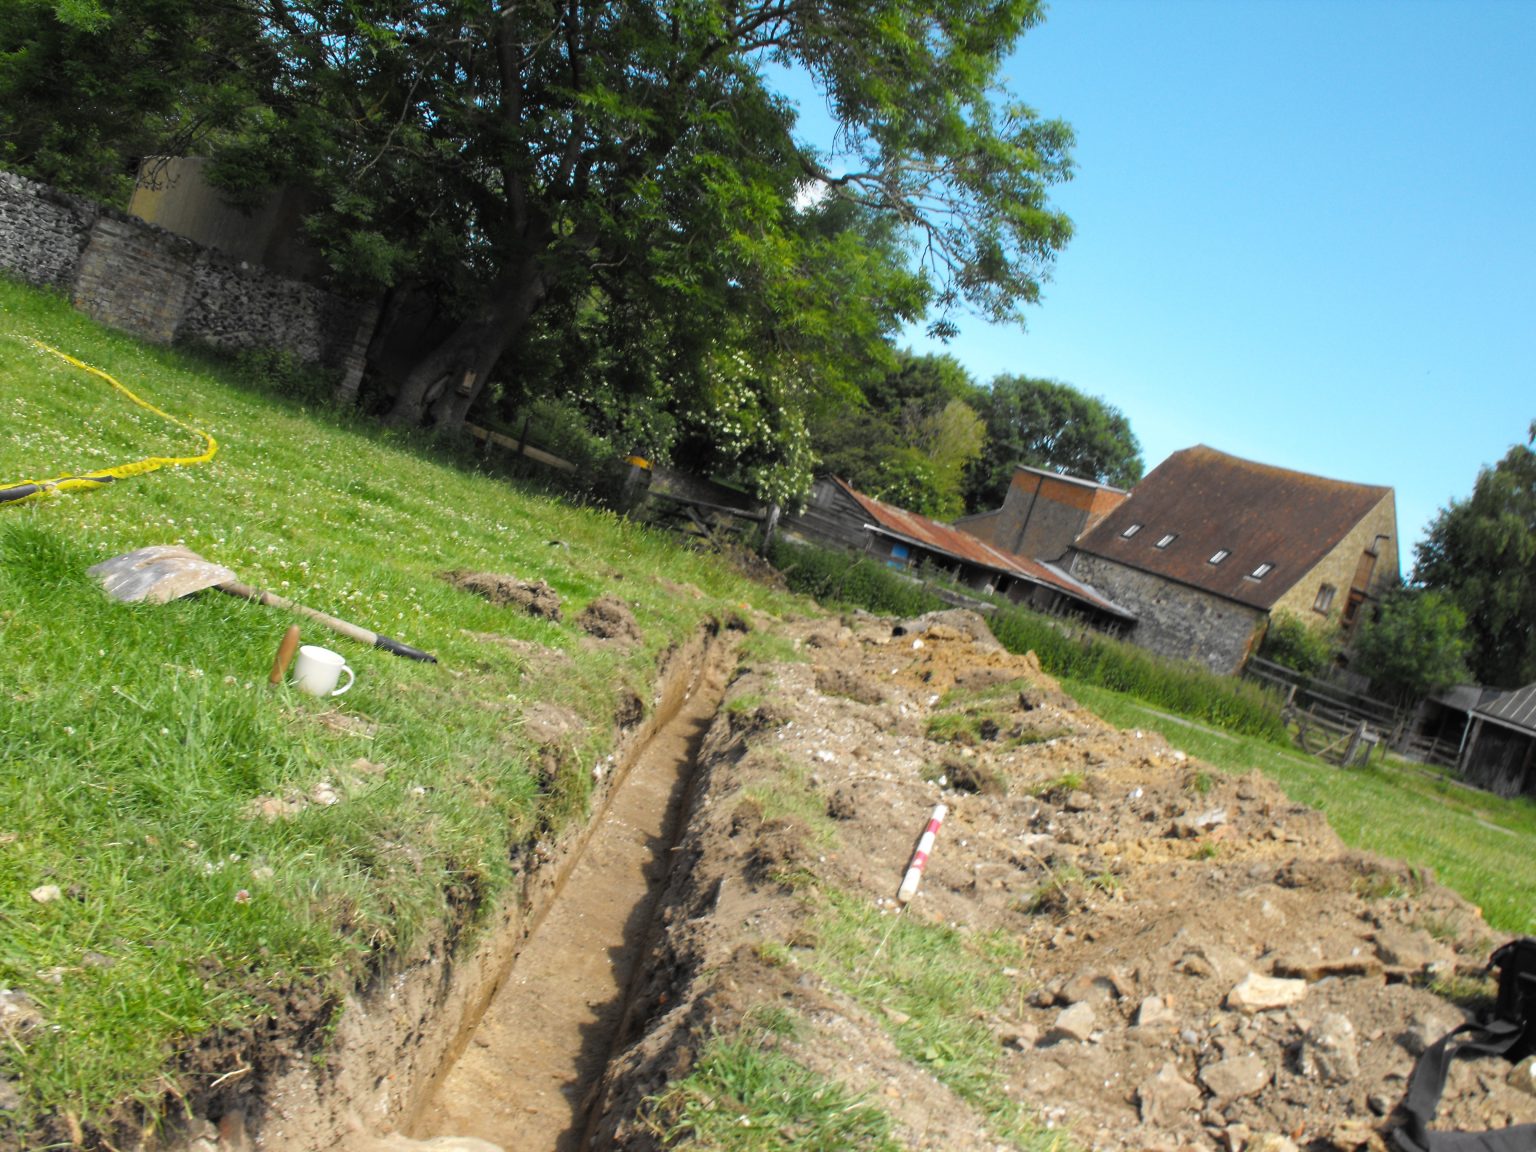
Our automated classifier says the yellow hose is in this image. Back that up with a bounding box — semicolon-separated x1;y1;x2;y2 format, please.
1;340;218;505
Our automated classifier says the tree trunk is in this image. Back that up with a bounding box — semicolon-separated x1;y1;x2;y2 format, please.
385;263;549;431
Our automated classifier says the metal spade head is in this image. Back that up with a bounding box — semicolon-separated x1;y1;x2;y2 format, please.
87;545;239;605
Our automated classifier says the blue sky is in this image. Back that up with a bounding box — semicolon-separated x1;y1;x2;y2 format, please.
790;0;1535;562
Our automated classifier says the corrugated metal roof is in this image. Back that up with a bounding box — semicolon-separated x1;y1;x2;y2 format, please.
1071;446;1395;610
832;479;1135;620
1474;682;1536;736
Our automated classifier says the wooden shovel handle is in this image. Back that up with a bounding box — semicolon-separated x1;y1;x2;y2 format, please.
216;581;437;663
269;624;302;685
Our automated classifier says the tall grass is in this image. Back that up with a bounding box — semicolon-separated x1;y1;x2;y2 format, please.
0;277;801;1137
766;538;945;617
989;607;1289;741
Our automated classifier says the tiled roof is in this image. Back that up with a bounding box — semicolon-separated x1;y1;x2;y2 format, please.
832;479;1135;620
1474;682;1536;736
1070;446;1393;610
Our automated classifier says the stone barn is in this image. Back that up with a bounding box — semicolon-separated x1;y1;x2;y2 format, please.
1064;446;1399;675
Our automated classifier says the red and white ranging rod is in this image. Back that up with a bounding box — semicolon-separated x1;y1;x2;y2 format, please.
896;803;948;904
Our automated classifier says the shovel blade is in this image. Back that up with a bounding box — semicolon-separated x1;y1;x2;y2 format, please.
88;545;238;604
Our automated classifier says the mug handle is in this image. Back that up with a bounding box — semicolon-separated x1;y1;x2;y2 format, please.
331;664;355;696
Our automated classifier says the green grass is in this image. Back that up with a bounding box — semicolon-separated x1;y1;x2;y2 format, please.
807;888;1058;1150
990;607;1289;742
644;1020;904;1151
1064;679;1536;934
0;278;803;1138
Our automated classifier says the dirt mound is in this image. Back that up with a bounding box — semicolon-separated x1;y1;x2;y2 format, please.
588;610;1530;1151
578;595;643;644
443;570;562;621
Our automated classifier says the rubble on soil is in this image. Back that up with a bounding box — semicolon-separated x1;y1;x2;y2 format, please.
589;608;1532;1151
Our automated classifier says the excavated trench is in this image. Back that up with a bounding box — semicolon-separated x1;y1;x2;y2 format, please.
402;631;734;1152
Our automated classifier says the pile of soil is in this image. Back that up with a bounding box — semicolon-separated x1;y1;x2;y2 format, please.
586;609;1534;1151
443;570;563;621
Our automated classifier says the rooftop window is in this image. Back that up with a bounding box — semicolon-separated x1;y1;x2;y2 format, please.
1121;523;1142;538
1249;562;1274;580
1155;533;1178;549
1209;549;1230;564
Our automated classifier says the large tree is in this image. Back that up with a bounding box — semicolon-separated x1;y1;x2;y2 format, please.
210;1;1074;448
965;374;1143;511
1349;585;1470;705
812;351;984;518
1413;421;1536;689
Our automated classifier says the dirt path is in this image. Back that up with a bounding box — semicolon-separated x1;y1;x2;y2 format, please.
407;646;730;1151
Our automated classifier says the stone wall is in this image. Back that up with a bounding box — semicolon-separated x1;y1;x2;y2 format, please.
0;169;98;289
0;168;373;381
1068;551;1267;675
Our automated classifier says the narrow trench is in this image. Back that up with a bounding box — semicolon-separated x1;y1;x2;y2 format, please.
405;637;730;1152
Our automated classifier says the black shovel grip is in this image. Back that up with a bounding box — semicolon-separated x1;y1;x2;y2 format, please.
373;633;438;663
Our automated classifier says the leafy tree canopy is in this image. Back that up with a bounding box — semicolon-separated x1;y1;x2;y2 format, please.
2;0;1077;507
0;0;269;202
1258;611;1338;678
227;0;1071;494
1350;585;1471;704
1413;421;1536;689
965;374;1143;511
811;352;985;519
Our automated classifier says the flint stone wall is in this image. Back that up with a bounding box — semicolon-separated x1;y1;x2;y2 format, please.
1067;551;1266;675
0;168;374;378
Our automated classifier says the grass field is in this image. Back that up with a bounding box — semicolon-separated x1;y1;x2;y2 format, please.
0;279;800;1135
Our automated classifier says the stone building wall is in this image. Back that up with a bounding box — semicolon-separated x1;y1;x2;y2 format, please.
1269;492;1399;627
1068;551;1267;675
0;168;373;381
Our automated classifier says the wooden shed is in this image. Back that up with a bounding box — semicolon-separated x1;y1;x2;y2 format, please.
1460;682;1536;797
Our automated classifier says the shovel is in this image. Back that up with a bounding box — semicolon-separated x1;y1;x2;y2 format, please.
89;545;437;663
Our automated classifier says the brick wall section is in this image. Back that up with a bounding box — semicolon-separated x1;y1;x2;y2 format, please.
1068;551;1267;674
957;468;1127;562
0;168;98;289
0;169;374;374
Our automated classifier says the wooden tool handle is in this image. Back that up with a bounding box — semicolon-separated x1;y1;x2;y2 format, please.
218;581;437;663
269;624;301;685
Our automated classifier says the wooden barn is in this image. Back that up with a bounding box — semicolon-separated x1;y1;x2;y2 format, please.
1460;682;1536;797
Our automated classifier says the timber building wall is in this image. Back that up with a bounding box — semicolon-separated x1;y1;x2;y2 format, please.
0;169;374;387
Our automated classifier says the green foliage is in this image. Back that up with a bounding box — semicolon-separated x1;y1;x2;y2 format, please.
1351;585;1471;702
767;539;945;618
988;608;1289;741
1413;422;1536;688
812;352;986;518
1259;611;1338;676
0;0;268;202
965;375;1144;511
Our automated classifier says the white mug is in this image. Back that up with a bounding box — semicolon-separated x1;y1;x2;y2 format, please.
291;644;355;697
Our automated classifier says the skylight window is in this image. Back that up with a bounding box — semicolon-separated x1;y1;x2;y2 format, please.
1249;562;1274;579
1121;523;1142;538
1155;533;1178;549
1209;550;1230;564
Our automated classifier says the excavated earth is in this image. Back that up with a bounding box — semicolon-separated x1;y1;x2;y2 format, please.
147;609;1536;1151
